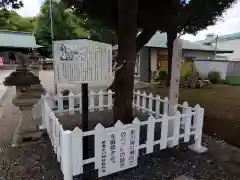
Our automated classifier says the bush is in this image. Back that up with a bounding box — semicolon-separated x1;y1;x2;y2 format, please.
152;71;159;82
158;70;168;80
218;79;227;85
208;71;221;84
184;71;199;79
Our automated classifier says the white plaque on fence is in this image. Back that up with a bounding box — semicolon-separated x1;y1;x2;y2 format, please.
53;39;112;85
95;122;140;177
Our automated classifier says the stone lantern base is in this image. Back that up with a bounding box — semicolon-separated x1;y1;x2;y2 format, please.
3;64;45;147
11;85;45;147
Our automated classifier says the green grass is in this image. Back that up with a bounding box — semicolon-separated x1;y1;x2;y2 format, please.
139;85;240;147
226;76;240;85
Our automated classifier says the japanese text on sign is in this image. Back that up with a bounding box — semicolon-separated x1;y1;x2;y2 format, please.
97;126;140;177
101;140;107;173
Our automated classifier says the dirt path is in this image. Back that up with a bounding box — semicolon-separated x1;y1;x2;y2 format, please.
1;135;240;180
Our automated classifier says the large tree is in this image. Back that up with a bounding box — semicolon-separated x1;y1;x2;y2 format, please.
35;0;89;57
64;0;236;123
86;19;117;45
0;0;24;28
0;0;23;9
165;0;237;85
0;10;35;32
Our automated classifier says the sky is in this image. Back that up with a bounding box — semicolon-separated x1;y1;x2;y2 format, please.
16;0;240;42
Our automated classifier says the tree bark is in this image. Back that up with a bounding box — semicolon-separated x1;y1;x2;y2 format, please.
166;31;177;86
113;0;138;123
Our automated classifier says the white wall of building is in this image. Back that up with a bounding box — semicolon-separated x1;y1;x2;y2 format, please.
151;48;157;71
183;50;214;59
194;61;229;79
214;39;240;61
135;54;140;77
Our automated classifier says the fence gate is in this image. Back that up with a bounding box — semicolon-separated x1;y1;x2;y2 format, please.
53;39;112;93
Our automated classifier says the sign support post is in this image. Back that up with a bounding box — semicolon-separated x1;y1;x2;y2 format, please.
82;83;89;159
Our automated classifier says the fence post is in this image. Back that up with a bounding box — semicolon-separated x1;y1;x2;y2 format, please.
107;90;113;109
58;124;64;163
61;130;73;180
142;91;147;113
94;123;105;170
146;116;155;154
172;111;181;147
163;97;169;115
136;90;140;110
155;95;160;118
99;90;104;111
44;99;50;134
182;102;191;143
160;115;168;150
69;91;74;115
53;116;57;153
49;112;55;144
40;95;46;130
131;118;141;167
56;120;61;162
188;105;208;154
79;92;82;113
58;91;64;115
71;127;83;176
89;91;95;112
148;93;153;115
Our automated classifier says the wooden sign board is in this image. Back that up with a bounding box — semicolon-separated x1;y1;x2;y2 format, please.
53;39;112;85
95;123;140;177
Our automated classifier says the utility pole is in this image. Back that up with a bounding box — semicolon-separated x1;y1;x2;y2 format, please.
49;0;57;94
214;34;219;56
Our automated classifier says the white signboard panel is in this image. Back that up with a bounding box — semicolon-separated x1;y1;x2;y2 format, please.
53;39;112;85
96;125;140;177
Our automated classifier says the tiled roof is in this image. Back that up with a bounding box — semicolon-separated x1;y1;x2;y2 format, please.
145;32;233;53
216;32;240;42
113;32;233;53
0;30;41;48
196;32;240;44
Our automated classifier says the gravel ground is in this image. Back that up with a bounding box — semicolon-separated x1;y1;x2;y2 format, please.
1;135;240;180
1;72;240;179
0;87;20;149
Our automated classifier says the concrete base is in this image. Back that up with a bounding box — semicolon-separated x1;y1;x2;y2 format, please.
11;107;43;147
39;125;45;130
174;175;196;180
21;131;42;140
188;144;208;154
12;131;43;147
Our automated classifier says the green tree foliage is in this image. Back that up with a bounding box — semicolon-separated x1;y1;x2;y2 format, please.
165;0;237;85
208;71;221;84
35;0;89;57
0;0;23;9
64;0;236;123
87;19;117;45
0;10;35;32
72;11;117;44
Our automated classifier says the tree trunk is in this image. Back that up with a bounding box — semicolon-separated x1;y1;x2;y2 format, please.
166;31;177;86
113;0;138;123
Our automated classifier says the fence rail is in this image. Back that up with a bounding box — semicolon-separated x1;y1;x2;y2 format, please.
41;91;207;180
51;90;193;117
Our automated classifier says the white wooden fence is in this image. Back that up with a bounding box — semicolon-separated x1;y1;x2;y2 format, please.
53;90;170;117
41;91;207;180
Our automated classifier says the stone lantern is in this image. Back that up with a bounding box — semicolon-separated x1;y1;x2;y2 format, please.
28;51;41;77
4;53;45;146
